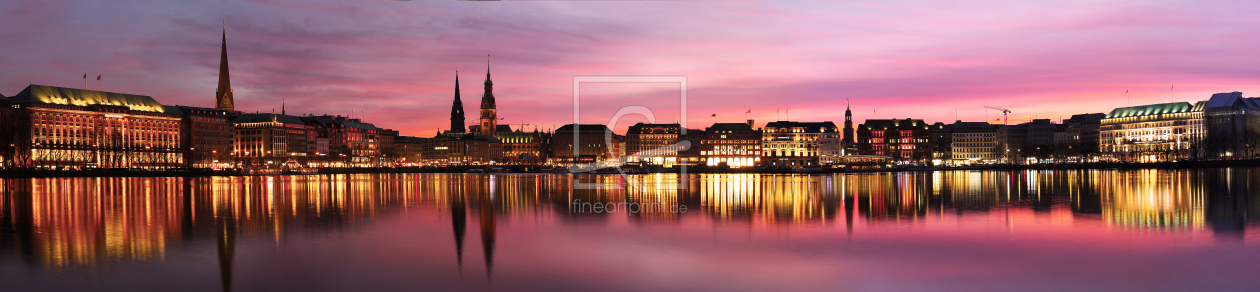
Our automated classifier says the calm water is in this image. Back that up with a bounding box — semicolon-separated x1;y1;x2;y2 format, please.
2;170;1260;291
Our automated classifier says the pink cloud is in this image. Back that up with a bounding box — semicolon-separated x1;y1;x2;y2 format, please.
2;0;1260;135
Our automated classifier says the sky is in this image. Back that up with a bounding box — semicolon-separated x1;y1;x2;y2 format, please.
3;0;1260;135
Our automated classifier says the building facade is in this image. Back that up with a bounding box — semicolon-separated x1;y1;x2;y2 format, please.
929;122;952;164
948;121;997;163
855;119;932;162
701;121;761;168
1202;92;1260;158
549;124;623;165
996;119;1057;162
625;123;685;167
1060;113;1106;161
5;85;184;169
762;121;840;167
233;113;313;167
1100;101;1205;162
166;105;233;168
495;127;548;165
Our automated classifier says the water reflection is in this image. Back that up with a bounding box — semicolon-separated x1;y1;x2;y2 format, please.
0;169;1258;290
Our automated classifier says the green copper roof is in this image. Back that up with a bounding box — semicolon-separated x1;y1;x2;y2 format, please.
1105;101;1201;119
10;84;166;113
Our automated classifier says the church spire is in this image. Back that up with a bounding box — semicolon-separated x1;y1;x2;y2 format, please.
215;24;235;111
450;70;466;133
843;99;854;145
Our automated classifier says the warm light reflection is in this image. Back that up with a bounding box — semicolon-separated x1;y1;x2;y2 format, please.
1099;170;1204;230
0;169;1256;274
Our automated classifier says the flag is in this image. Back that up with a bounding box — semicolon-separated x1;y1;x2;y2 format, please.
995;118;1000;121
82;74;86;79
711;114;716;117
745;110;751;114
96;75;101;81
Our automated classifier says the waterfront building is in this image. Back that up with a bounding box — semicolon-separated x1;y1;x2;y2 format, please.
451;136;503;164
678;128;704;167
1100;101;1205;162
420;136;452;164
625;123;685;167
762;121;840;167
393;136;426;166
1059;113;1106;161
549;124;623;165
995;123;1024;162
1202;92;1260;158
855;119;931;162
301;115;393;160
233;113;313;165
4;84;184;169
165;105;233;168
494;126;548;165
996;119;1056;163
701;121;761;168
929;122;953;164
948;121;997;163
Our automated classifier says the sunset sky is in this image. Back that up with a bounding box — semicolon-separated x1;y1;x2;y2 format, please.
4;0;1260;135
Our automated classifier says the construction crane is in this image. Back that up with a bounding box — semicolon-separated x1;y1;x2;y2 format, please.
984;106;1011;125
515;122;530;132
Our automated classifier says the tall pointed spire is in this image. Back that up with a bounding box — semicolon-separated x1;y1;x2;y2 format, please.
481;55;495;109
450;70;466;133
479;54;498;136
215;23;235;111
843;99;854;145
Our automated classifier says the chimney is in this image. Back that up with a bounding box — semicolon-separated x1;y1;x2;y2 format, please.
746;119;754;128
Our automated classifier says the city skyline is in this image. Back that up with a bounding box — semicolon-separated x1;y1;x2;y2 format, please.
5;1;1260;135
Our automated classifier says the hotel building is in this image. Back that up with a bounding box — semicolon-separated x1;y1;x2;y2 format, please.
1100;101;1205;162
4;84;184;169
